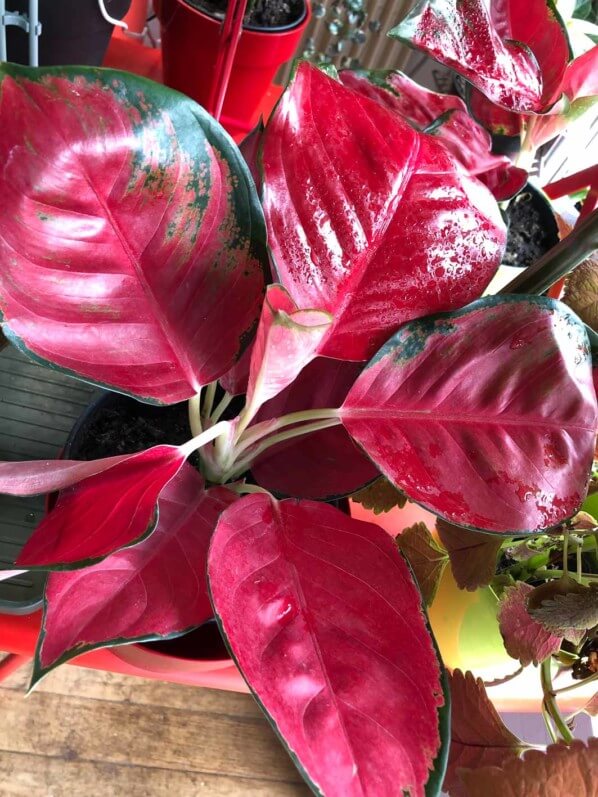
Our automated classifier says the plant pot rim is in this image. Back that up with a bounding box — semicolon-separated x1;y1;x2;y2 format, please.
177;0;309;34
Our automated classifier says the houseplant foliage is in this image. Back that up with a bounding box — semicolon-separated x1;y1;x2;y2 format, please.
0;37;597;796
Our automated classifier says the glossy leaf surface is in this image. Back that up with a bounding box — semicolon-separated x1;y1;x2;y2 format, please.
341;296;597;533
340;70;526;201
16;445;188;569
445;670;524;797
0;454;132;496
390;0;544;112
262;61;506;361
0;63;266;403
243;285;331;424
252;357;378;500
33;466;235;685
209;494;448;797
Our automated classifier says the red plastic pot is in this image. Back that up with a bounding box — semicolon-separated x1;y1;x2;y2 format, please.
155;0;310;127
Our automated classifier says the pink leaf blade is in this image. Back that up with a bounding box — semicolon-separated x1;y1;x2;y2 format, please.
341;296;597;533
32;465;237;686
0;64;267;403
208;494;448;797
262;62;506;361
0;454;133;496
390;0;544;112
244;285;332;423
15;445;189;570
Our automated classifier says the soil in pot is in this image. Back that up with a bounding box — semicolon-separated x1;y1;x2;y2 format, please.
186;0;304;28
145;620;230;660
502;186;559;269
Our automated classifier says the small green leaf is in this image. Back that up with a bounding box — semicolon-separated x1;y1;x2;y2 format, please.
529;582;598;632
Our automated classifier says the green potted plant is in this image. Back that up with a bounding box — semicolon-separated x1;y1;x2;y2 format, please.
0;28;596;797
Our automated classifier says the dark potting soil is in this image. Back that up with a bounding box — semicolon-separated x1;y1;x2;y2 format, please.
502;191;557;269
69;399;193;460
187;0;303;28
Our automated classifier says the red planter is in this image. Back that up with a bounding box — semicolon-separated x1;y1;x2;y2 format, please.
155;0;310;127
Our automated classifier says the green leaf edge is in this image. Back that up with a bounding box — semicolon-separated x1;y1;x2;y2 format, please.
0;62;268;405
30;578;202;692
346;293;594;536
207;520;451;797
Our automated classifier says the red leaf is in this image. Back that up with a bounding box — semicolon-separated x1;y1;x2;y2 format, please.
340;71;526;200
338;68;464;128
390;0;544;112
468;87;523;137
16;445;188;569
262;62;505;361
341;296;597;533
457;739;598;797
220;343;252;396
252;357;378;499
0;64;266;403
33;465;236;685
0;454;133;496
529;47;598;148
497;583;562;666
208;494;448;797
445;670;525;797
436;519;502;591
243;285;331;424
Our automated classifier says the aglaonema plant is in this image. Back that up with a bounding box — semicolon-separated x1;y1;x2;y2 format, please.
0;56;597;796
389;0;598;171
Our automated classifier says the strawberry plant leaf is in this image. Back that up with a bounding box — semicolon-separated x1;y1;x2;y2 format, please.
32;465;236;687
436;519;503;591
351;477;407;514
209;494;449;796
444;669;525;797
457;738;598;797
396;522;449;606
341;296;597;534
498;583;563;666
529;582;598;631
0;63;267;403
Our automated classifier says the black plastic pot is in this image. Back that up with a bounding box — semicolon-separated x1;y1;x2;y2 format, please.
502;183;560;270
6;0;131;66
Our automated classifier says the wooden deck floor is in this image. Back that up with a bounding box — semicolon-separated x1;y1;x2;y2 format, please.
0;654;310;796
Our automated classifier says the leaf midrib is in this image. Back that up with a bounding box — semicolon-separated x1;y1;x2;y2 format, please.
342;407;595;431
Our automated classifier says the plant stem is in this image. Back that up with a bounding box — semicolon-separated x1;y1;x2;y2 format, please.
533;568;595;582
541;700;558;744
211;391;234;424
553;671;598;695
576;541;583;583
540;658;574;743
499;208;598;295
188;392;202;438
202;381;217;422
180;420;232;457
223;417;342;482
234;408;340;458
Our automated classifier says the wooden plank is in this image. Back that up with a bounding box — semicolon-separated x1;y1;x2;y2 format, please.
2;663;261;720
0;688;302;784
0;751;309;796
